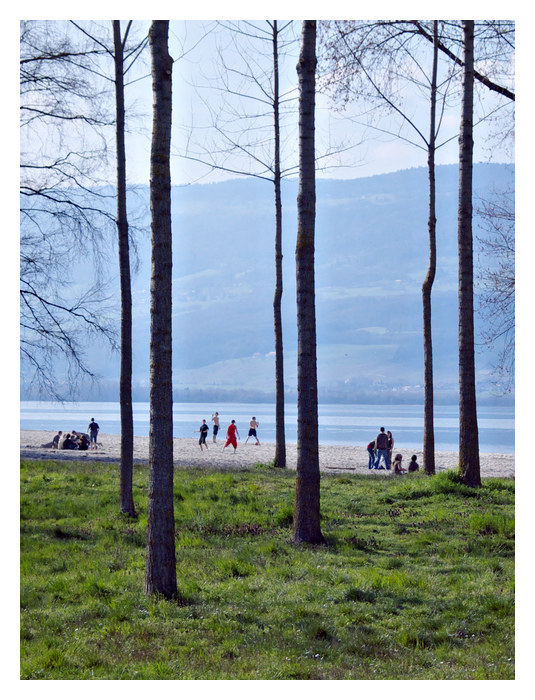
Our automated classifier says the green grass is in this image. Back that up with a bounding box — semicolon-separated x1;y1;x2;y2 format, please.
20;459;515;680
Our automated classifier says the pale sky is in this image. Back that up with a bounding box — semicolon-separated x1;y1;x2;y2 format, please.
115;17;514;187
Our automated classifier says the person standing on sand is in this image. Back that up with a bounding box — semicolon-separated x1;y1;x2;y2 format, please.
245;416;260;445
211;412;220;443
367;439;376;469
223;420;240;453
88;418;100;449
196;419;209;451
374;427;390;470
387;430;394;466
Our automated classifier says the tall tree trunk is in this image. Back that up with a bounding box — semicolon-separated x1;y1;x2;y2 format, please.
293;20;325;545
457;20;481;487
272;20;286;469
422;20;438;476
144;20;177;598
113;20;136;517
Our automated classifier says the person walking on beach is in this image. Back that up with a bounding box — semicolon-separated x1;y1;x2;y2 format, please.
245;416;260;445
223;420;240;453
88;418;100;450
211;412;220;443
374;427;390;469
367;439;376;469
196;419;209;451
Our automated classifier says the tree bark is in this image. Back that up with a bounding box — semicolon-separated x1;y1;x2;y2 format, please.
113;20;136;517
422;21;438;476
293;20;325;545
457;20;481;487
272;21;286;469
144;20;177;598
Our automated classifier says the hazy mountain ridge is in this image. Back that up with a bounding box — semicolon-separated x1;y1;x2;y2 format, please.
21;163;514;405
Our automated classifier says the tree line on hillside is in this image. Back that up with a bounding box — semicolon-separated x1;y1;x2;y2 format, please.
20;19;514;597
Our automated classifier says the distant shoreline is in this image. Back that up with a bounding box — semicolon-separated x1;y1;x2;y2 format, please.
20;430;515;478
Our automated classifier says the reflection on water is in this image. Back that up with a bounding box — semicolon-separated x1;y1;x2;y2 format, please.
20;401;515;454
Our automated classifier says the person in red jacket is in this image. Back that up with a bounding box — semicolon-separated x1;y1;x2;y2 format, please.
223;420;240;452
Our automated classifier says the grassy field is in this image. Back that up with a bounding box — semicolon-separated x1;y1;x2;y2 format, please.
20;458;515;680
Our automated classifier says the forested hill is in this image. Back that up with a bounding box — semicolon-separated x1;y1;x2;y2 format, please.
22;163;515;405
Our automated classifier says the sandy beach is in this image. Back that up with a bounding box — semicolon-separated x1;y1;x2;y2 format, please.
20;430;515;478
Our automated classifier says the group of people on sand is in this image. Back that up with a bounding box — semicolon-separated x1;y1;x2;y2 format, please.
41;418;100;452
367;426;419;474
195;413;260;452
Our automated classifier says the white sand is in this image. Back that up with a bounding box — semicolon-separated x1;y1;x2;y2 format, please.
20;430;515;478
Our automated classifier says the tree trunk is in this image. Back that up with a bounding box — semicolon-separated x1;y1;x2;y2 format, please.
113;20;136;517
272;20;286;469
293;20;325;545
422;21;438;476
457;20;481;487
144;20;177;598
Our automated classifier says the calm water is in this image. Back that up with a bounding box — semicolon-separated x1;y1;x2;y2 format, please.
20;401;515;454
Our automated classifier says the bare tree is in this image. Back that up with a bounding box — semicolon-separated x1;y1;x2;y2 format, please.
319;20;514;476
319;20;460;475
457;20;481;487
144;20;177;599
20;20;117;399
69;19;149;516
113;19;137;517
181;20;298;468
421;22;439;475
293;20;325;545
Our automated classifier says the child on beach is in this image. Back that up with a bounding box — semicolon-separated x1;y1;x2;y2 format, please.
392;453;406;474
408;455;419;472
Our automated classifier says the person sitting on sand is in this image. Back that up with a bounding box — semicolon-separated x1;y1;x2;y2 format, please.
78;434;89;451
392;453;406;474
245;417;260;445
408;455;419;472
41;431;62;449
196;419;209;451
223;420;240;453
61;433;78;450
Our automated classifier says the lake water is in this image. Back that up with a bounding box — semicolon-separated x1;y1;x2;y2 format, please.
20;401;515;454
